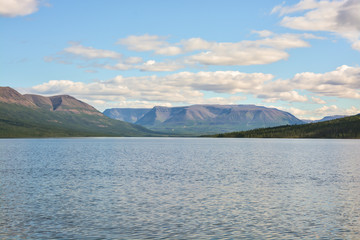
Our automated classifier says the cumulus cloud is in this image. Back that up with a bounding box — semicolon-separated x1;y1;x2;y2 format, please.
186;34;310;66
29;65;359;113
117;33;311;66
166;71;275;95
291;65;360;98
181;38;214;52
118;34;167;51
124;56;143;64
29;70;313;109
29;71;266;104
103;62;133;71
64;43;122;59
258;91;308;103
352;40;360;51
260;65;360;101
48;32;315;72
118;34;182;56
311;96;326;104
0;0;39;17
137;60;184;72
274;105;360;120
251;30;274;37
272;0;321;16
272;106;309;118
273;0;360;51
189;45;289;66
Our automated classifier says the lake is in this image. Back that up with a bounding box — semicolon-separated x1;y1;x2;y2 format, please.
1;138;360;239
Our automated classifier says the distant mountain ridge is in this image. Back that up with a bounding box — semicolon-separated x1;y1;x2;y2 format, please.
315;115;348;122
104;104;304;135
0;87;155;137
103;108;150;123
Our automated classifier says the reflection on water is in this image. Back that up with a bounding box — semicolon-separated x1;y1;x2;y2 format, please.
1;138;360;239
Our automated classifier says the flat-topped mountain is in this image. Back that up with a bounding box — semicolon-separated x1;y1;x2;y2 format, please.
104;104;304;135
0;87;156;137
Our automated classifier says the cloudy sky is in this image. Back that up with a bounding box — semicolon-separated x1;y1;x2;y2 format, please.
1;0;359;119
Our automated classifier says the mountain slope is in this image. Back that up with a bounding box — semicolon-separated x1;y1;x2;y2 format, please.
0;87;156;137
213;114;360;138
123;104;303;135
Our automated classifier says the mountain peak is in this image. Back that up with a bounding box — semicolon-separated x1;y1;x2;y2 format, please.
1;87;101;116
0;87;37;107
1;86;156;137
48;95;101;115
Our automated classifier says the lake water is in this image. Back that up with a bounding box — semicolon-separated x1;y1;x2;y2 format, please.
1;138;360;239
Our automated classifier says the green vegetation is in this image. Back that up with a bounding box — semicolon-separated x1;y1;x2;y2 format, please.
212;115;360;139
0;103;157;138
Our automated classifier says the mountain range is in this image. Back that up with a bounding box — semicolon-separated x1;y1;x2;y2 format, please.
104;105;304;135
2;86;357;138
0;87;155;137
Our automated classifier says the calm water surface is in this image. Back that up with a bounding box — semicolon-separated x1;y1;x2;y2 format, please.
1;138;360;239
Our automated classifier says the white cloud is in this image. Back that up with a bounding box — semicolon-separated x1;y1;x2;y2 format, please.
272;0;321;16
118;34;167;51
190;46;289;66
345;106;360;115
352;40;360;51
274;105;360;120
273;0;360;51
272;106;309;117
301;33;326;40
118;34;182;56
291;65;360;98
197;96;247;105
103;62;133;71
30;70;313;108
181;38;215;52
164;71;275;94
137;60;184;72
47;32;314;72
259;91;308;103
252;30;274;37
311;96;326;104
64;43;122;59
154;46;182;56
29;65;359;113
0;0;39;17
124;56;143;64
255;34;310;49
186;33;310;66
117;33;311;66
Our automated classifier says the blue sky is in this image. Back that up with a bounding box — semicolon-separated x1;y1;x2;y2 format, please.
1;0;359;119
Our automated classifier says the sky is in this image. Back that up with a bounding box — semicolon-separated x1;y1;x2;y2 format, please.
1;0;359;120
